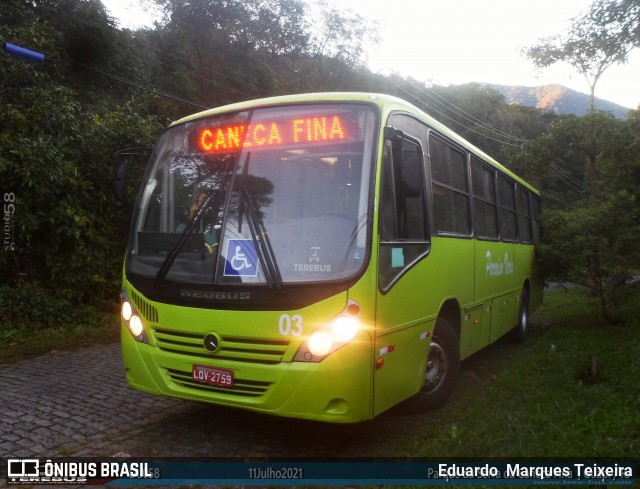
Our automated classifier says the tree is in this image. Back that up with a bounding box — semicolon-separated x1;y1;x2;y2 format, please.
589;0;640;49
150;0;320;105
523;0;638;114
523;0;640;298
1;0;385;332
309;5;380;69
260;3;381;94
1;0;163;330
516;112;640;321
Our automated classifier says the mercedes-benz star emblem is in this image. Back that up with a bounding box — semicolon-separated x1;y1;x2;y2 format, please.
203;333;220;352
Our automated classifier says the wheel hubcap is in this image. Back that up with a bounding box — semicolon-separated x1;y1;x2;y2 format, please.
424;340;447;393
520;307;528;333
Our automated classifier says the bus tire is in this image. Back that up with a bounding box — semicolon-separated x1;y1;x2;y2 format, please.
405;318;460;412
514;287;530;343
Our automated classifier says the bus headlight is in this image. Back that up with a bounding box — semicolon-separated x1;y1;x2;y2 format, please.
129;315;144;337
308;331;333;357
330;316;359;342
294;301;362;362
121;301;133;322
120;290;149;343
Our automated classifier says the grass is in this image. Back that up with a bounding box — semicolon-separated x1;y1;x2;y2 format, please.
395;286;640;458
0;310;120;365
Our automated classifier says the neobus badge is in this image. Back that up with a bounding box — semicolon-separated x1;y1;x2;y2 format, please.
179;289;251;300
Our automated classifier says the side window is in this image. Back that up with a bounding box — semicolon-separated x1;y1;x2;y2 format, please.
471;157;498;239
531;194;542;244
379;137;429;291
497;175;517;242
429;134;471;235
516;186;533;243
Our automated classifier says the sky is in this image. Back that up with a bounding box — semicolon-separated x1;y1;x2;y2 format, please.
101;0;640;109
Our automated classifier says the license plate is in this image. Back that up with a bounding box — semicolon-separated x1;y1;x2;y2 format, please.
192;364;234;387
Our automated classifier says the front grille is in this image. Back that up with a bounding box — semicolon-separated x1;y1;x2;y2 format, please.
165;368;271;397
130;289;159;323
153;327;290;364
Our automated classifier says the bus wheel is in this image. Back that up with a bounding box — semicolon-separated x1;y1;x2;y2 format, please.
514;287;530;342
405;318;460;412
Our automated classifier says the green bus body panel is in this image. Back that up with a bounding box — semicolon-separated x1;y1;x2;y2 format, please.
372;320;433;416
121;92;542;423
370;237;537;415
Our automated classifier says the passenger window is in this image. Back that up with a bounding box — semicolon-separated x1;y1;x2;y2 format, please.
516;187;532;243
497;175;517;241
531;194;542;244
429;135;470;235
379;138;429;291
471;157;498;239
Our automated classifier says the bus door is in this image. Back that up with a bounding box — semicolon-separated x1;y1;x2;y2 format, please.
373;133;431;416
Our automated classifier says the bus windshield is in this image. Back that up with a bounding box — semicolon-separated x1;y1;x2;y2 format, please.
127;103;377;286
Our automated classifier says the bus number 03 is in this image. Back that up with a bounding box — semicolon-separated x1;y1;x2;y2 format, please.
278;314;303;336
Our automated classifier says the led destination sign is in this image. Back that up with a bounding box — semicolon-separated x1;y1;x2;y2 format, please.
196;114;353;153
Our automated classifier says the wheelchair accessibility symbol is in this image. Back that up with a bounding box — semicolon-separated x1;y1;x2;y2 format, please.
224;239;258;277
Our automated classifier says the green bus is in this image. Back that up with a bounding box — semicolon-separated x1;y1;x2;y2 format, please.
118;92;543;423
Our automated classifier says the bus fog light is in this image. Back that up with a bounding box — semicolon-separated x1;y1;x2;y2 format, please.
129;315;144;337
308;331;333;356
121;301;133;322
330;317;359;342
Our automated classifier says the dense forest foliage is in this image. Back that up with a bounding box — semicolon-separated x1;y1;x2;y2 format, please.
1;0;638;329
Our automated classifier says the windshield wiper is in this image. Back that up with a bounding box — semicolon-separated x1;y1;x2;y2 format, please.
154;111;255;288
153;190;221;288
238;187;282;290
337;213;368;274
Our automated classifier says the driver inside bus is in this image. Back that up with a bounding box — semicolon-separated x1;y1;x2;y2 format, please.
190;191;207;219
176;191;218;253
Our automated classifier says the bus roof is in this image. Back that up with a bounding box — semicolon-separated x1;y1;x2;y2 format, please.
172;92;539;195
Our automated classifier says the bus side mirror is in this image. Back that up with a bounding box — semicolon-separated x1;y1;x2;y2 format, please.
113;158;128;202
111;147;152;203
384;126;404;165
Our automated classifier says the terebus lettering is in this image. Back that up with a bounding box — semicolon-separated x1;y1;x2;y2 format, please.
196;114;348;153
180;289;251;300
293;263;332;272
120;94;541;423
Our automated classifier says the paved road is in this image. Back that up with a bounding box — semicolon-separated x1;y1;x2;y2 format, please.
0;342;394;459
0;344;186;458
0;339;512;460
0;342;417;459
